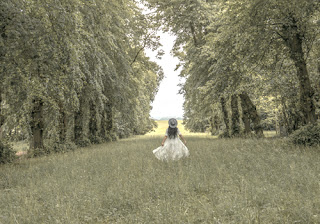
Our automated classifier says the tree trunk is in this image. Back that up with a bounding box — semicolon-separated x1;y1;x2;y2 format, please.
100;102;113;141
0;20;7;139
190;22;198;46
89;101;98;143
240;94;251;134
214;115;219;134
282;16;316;124
105;102;114;139
74;89;90;145
210;115;219;135
209;115;220;135
279;98;289;136
74;109;82;143
0;92;5;140
239;93;264;137
209;116;214;135
106;103;113;129
231;94;240;136
58;103;67;143
74;106;90;145
220;97;230;137
30;98;44;149
74;94;84;144
100;109;107;140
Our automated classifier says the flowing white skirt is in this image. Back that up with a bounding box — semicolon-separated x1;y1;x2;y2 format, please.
153;137;189;161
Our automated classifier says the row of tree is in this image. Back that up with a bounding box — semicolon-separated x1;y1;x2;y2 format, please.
145;0;320;137
0;0;163;152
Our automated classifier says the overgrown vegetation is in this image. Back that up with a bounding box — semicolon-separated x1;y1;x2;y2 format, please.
1;136;319;223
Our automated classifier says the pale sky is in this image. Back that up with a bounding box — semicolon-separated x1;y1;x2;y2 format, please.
145;32;185;119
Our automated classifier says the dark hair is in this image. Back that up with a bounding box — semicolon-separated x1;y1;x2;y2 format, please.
167;127;178;139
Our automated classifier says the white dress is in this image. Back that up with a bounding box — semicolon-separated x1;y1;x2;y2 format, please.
153;128;190;161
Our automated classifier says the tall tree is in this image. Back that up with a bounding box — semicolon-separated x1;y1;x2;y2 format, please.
146;0;320;136
0;0;163;153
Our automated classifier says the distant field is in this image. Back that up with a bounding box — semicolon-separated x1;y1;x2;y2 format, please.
146;120;212;137
146;120;276;138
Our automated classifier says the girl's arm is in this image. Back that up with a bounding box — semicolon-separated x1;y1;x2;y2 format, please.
161;136;167;146
179;134;187;145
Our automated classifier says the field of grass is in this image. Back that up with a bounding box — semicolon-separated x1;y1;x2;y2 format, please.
1;122;320;223
146;120;276;138
146;120;212;137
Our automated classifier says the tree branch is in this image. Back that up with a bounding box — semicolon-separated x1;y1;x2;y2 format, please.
130;33;151;66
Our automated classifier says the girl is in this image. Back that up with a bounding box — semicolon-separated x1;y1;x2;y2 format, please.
153;118;189;161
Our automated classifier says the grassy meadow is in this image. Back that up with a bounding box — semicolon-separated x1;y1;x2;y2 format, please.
1;122;320;223
146;120;211;137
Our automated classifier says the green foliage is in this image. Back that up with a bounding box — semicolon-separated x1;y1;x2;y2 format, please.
0;140;16;164
290;123;320;146
146;0;320;135
0;0;163;153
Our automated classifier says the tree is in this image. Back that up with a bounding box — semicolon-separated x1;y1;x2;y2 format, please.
146;0;320;137
0;0;163;154
220;0;320;124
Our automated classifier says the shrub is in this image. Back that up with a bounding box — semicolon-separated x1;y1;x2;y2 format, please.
28;147;50;157
49;142;77;153
29;141;78;157
218;131;230;138
289;123;320;146
103;133;117;142
89;136;103;144
75;138;91;147
0;140;16;164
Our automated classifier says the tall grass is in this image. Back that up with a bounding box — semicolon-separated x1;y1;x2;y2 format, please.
1;134;320;223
